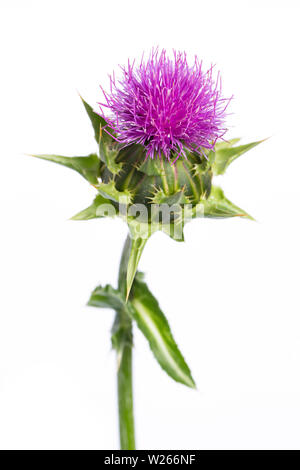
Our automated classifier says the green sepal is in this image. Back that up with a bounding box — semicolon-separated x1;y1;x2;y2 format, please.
70;194;114;220
30;153;101;184
195;186;254;220
211;139;264;175
96;181;133;205
129;274;196;388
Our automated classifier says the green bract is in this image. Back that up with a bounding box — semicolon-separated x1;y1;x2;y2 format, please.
31;97;263;394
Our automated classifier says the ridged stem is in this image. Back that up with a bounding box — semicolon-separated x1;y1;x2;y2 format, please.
116;235;135;450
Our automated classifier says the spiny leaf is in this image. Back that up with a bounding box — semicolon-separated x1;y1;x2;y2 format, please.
70;194;114;220
118;224;155;301
125;235;149;301
96;181;132;205
125;218;159;301
212;139;264;175
81;95;123;177
30;153;101;184
195;186;254;220
87;283;131;356
214;138;241;151
129;275;196;388
88;284;125;311
80;95;112;143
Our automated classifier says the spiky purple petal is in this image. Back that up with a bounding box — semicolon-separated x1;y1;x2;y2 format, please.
99;49;230;161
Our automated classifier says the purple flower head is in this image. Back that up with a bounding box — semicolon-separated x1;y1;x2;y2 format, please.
99;49;231;162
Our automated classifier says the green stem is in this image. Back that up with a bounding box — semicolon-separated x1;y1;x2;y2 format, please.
117;322;135;450
116;235;135;450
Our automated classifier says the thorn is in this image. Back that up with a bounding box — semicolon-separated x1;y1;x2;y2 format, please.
125;286;131;303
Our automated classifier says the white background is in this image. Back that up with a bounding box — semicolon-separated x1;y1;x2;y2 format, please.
0;0;300;450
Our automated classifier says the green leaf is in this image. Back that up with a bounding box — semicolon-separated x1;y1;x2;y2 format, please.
125;235;149;301
129;275;196;388
125;218;163;301
30;153;101;184
214;138;241;151
195;186;254;220
87;281;131;355
96;181;133;205
88;284;125;310
70;194;114;220
80;95;109;143
212;139;264;175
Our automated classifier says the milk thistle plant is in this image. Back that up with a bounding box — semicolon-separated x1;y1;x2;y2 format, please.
32;49;263;449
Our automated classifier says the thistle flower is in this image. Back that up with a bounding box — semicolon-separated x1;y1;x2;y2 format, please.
99;49;230;162
31;49;263;450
